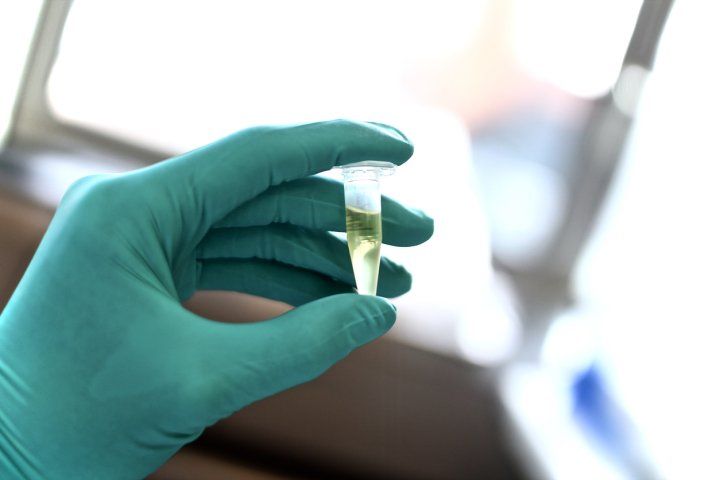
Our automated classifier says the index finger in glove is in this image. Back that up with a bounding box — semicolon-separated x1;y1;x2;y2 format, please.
146;120;413;227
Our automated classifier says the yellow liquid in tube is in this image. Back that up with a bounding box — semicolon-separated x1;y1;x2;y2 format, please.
345;206;382;295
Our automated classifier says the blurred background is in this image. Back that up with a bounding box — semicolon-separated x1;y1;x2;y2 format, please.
1;0;718;479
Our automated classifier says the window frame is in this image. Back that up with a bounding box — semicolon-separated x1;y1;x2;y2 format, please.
7;0;168;163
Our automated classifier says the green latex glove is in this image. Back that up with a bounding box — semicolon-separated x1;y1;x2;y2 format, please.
0;120;433;479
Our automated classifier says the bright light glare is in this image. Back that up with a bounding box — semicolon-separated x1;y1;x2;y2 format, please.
540;307;598;377
575;1;720;477
481;158;567;268
380;112;495;360
48;0;488;152
513;0;643;97
456;275;521;365
612;65;649;116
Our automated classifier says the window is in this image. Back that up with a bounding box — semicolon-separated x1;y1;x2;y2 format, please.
39;0;644;363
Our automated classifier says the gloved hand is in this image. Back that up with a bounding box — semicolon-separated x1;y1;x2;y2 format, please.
0;120;433;479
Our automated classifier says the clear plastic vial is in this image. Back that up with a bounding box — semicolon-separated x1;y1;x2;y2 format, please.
337;161;396;295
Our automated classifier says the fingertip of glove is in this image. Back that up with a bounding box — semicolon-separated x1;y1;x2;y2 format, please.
368;121;412;143
381;202;434;247
331;293;397;339
373;295;397;313
366;121;414;159
379;263;412;298
361;295;397;333
413;208;435;241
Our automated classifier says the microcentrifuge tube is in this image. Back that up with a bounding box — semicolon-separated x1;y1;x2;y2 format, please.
336;161;395;296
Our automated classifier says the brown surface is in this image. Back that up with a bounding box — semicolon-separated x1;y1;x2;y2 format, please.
200;338;514;480
0;190;52;309
148;449;300;480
